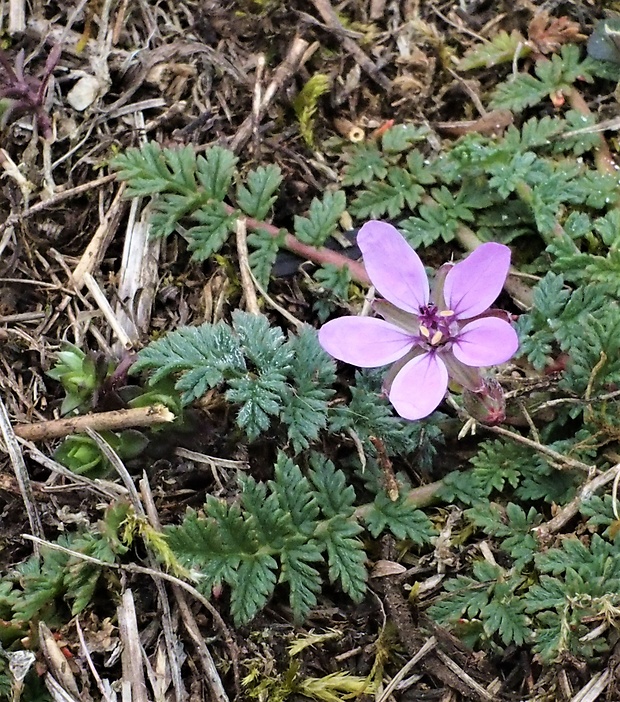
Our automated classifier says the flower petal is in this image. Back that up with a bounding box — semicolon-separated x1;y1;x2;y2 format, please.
358;220;429;314
452;317;519;367
318;317;416;367
389;352;448;420
443;242;511;319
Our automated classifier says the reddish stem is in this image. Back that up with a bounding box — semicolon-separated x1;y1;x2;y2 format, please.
224;206;371;285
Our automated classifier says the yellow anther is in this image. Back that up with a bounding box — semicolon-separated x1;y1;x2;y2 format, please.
430;330;443;345
419;325;430;338
439;309;454;317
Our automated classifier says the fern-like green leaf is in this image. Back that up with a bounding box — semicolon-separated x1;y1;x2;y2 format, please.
111;143;198;197
458;30;528;70
350;168;423;219
196;146;238;200
236;164;283;220
341;144;388;186
318;516;366;602
364;492;434;544
294;191;346;247
231;554;278;624
131;321;245;402
248;227;285;287
483;594;530;647
279;543;323;622
381;124;430;153
279;328;335;453
271;453;320;535
186;201;237;260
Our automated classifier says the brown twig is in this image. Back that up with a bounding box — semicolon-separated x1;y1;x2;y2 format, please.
309;0;391;91
374;565;497;700
13;404;175;442
230;36;312;153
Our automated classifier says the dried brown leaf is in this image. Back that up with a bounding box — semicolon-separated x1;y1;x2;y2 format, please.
527;12;587;57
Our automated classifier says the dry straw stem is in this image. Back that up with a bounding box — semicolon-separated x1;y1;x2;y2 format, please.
38;621;80;698
376;637;437;702
0;395;44;545
0;173;116;241
8;0;25;34
118;589;149;702
13;404;174;442
138;475;192;702
570;669;611;702
115;111;162;348
235;218;260;315
22;439;129;500
72;183;127;287
75;619;116;702
83;271;134;350
533;460;620;541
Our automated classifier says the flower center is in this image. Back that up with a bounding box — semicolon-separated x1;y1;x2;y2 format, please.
417;304;456;347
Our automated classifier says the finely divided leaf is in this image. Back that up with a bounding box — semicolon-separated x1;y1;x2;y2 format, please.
294;191;346;246
112;143;198;196
237;164;283;220
279;328;336;453
196;146;238;200
131;321;245;403
341;144;388;186
319;516;366;602
459;30;527;70
350;168;423;219
231;554;278;625
364;492;435;544
186;201;237;260
280;543;323;622
307;453;356;518
381;124;430;153
271;453;320;535
248;227;284;287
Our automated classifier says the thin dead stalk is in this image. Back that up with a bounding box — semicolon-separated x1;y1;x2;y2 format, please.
534;462;620;541
309;0;391;90
13;404;174;442
483;424;595;474
0;396;44;547
230;36;312;153
235;218;260;315
22;533;238;698
118;590;149;702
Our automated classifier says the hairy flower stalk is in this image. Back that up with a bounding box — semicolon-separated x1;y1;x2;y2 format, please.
318;220;519;420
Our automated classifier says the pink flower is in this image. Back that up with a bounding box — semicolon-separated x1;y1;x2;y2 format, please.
318;221;519;420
